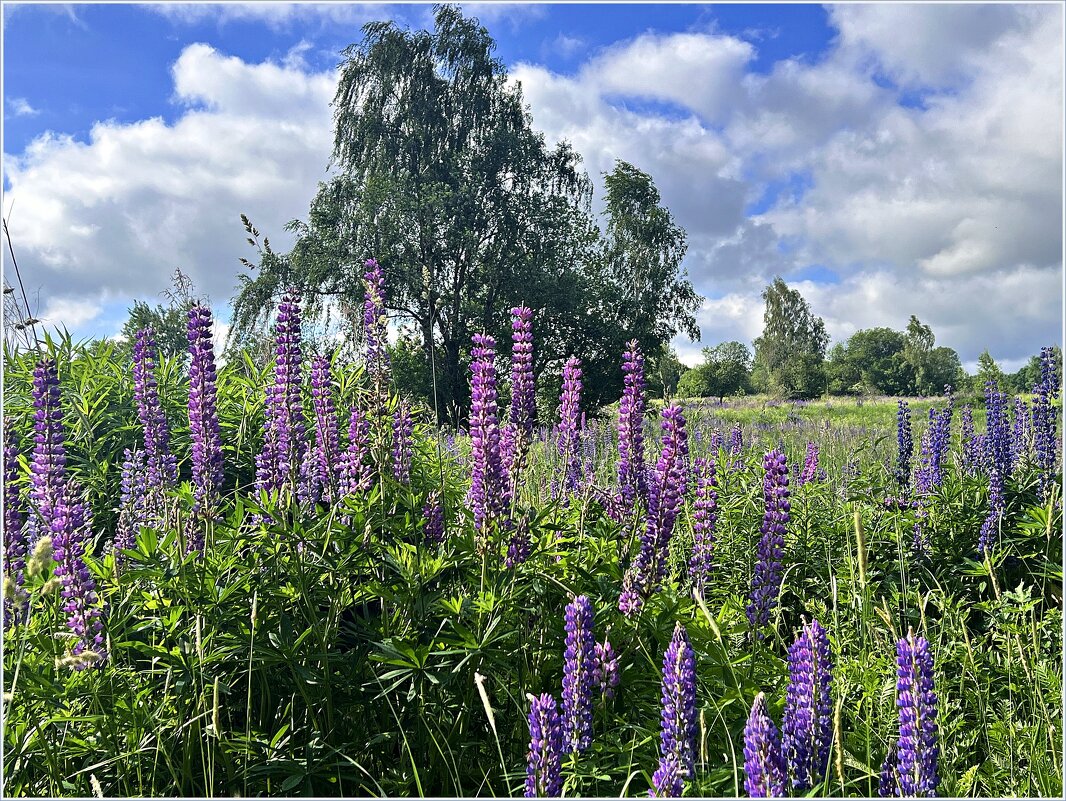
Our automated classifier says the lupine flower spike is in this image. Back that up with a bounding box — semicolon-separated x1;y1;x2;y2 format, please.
186;306;224;539
783;618;833;790
556;356;583;497
561;595;596;754
747;450;789;630
688;456;718;595
468;333;509;544
617;340;648;508
651;622;698;797
893;629;939;797
525;693;563;798
744;692;785;798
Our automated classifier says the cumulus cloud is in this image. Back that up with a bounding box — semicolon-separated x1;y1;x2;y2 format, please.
4;43;336;319
5;4;1062;369
6;97;40;117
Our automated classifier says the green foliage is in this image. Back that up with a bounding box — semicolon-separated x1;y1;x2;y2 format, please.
752;277;828;399
677;341;751;400
230;8;699;426
119;270;202;359
4;337;1061;798
827;327;912;395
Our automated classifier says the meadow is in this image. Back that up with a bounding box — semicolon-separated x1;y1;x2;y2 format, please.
1;269;1062;798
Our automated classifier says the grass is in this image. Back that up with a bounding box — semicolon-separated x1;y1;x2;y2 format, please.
1;336;1062;797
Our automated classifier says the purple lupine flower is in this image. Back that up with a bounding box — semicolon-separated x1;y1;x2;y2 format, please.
747;450;789;630
133;328;178;495
983;381;1012;482
308;354;341;504
896;401;914;490
29;358;68;528
979;381;1011;553
783;619;833;790
893;629;939;797
467;333;509;536
51;483;106;667
653;621;698;795
617;340;648;509
744;692;786;798
561;595;596;754
391;400;413;485
1032;346;1060;502
556;356;583;496
113;448;148;562
878;741;900;798
1011;397;1030;470
340;404;372;496
709;427;723;454
619;404;688;617
255;292;306;500
960;405;981;477
913;403;952;495
688;456;718;596
797;441;819;487
3;419;28;627
187;306;224;530
525;693;563;798
592;639;620;700
363;258;390;387
650;752;683;798
729;423;743;469
505;515;532;568
503;306;536;479
422;494;445;544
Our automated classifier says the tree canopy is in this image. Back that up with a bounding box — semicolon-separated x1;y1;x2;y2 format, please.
231;6;699;423
752;277;828;399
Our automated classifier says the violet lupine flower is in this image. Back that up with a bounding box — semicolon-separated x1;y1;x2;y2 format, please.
391;400;413;485
562;595;597;754
783;619;833;790
1032;346;1060;502
747;450;789;631
422;494;445;544
896;401;913;489
555;356;583;496
797;441;819;486
340;405;373;496
744;692;786;798
619;404;688;617
308;354;341;504
979;381;1011;554
186;306;224;526
503;306;536;479
914;405;951;495
505;515;532;568
1011;397;1030;470
29;358;68;526
133;327;178;495
653;621;698;796
363;259;390;388
113;448;148;561
617;340;648;509
709;428;723;454
467;333;509;536
688;456;718;596
255;292;306;500
525;693;564;798
592;639;620;700
650;753;683;798
960;405;981;476
893;630;939;797
729;423;743;469
4;419;28;627
878;741;900;798
51;483;106;667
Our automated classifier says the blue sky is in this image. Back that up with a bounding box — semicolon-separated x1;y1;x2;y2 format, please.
3;2;1063;371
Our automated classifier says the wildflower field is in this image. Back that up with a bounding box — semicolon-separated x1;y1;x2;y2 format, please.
1;263;1062;798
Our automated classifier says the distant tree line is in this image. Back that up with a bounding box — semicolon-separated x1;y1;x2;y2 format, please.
678;275;1062;402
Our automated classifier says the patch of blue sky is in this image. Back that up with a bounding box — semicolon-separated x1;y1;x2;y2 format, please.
746;170;813;216
788;264;839;285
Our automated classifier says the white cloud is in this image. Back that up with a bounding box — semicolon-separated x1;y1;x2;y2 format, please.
4;43;337;325
6;97;40;117
145;3;391;30
40;297;104;330
5;4;1062;371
